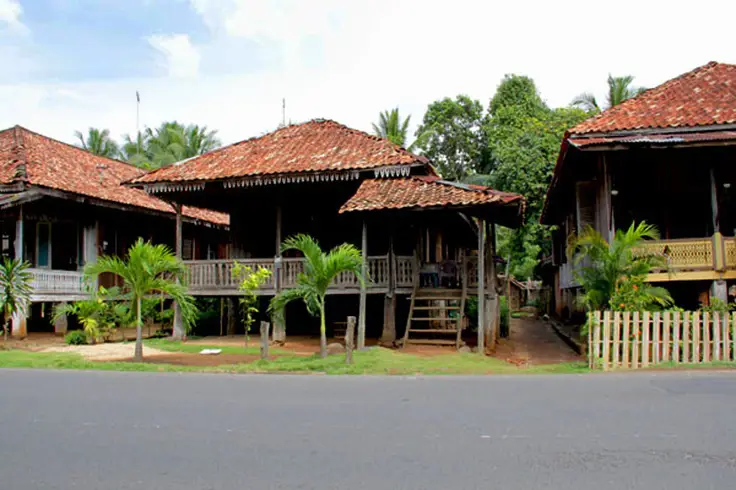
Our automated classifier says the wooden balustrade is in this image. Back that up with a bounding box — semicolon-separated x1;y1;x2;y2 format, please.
186;259;276;292
29;269;86;297
634;237;715;271
394;256;415;288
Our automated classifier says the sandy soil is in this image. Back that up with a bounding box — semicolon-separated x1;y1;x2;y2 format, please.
41;343;168;361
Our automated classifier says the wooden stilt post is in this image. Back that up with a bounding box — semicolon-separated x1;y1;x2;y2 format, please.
380;233;396;346
272;205;286;344
12;206;27;338
346;316;356;365
172;203;186;340
227;297;236;336
260;321;270;360
358;220;368;350
477;219;485;353
219;297;224;336
487;223;499;351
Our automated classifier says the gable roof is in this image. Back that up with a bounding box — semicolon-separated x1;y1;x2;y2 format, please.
339;176;525;227
130;119;427;186
0;126;228;226
571;62;736;135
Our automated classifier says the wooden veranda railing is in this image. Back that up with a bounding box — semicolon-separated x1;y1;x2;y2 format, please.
589;310;736;370
28;268;87;298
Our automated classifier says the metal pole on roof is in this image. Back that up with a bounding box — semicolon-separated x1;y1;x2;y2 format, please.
136;91;141;156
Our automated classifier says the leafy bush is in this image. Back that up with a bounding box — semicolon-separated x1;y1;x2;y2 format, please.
64;330;87;345
499;296;510;337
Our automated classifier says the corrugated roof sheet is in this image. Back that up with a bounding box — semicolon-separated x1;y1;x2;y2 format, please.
0;126;228;226
130;119;427;185
571;62;736;135
339;176;524;213
570;130;736;148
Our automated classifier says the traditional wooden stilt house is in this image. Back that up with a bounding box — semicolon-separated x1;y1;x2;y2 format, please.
542;62;736;317
0;126;229;336
130;120;524;349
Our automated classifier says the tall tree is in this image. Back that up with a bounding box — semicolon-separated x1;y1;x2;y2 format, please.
413;95;487;181
74;128;121;158
481;75;588;279
85;239;197;361
268;235;364;359
0;258;32;342
572;74;647;113
372;108;411;147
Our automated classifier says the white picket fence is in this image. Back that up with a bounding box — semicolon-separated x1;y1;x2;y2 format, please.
588;311;736;370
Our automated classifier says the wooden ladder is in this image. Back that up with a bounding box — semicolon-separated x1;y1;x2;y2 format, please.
402;288;466;348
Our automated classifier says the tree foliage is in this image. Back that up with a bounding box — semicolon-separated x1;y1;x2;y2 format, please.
0;258;32;342
122;122;221;169
567;222;673;311
372;108;411;148
74;128;121;158
84;239;197;361
572;74;647;113
413;95;487;181
268;235;364;358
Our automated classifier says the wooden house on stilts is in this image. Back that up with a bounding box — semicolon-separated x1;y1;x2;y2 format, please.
130;120;525;350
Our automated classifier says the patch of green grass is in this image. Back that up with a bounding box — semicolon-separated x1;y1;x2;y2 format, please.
0;348;588;375
644;361;736;370
144;338;288;355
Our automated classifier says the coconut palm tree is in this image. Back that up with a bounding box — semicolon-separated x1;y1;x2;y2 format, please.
572;75;647;113
74;128;121;158
122;122;221;169
0;258;32;342
373;108;412;148
567;222;672;311
268;235;364;358
85;239;197;361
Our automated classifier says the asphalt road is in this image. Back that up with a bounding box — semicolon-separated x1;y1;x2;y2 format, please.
1;370;735;489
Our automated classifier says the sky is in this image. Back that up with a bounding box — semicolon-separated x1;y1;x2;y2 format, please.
1;0;735;147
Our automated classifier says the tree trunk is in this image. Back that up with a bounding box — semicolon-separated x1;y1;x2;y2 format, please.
134;297;143;362
3;320;7;343
319;300;327;359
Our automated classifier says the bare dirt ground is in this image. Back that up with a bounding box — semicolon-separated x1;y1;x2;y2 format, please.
41;343;168;361
495;317;582;366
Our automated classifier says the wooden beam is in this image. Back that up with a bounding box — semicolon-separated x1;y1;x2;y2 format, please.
172;203;185;341
358;220;368;350
380;233;396;345
14;205;23;261
477;218;485;353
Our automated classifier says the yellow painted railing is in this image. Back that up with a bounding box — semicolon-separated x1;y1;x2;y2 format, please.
634;237;715;271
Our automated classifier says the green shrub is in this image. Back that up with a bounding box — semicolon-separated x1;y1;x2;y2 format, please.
64;330;87;345
499;296;510;337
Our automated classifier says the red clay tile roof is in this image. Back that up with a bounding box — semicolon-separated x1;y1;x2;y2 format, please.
131;119;427;185
571;62;736;135
569;130;736;148
339;176;524;225
0;126;228;226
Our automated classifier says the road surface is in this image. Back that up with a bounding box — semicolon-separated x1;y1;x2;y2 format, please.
1;369;735;489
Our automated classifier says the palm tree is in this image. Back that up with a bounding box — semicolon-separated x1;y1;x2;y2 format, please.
572;75;647;113
268;235;364;358
74;128;121;158
0;258;32;342
122;122;221;169
567;222;672;311
85;239;197;361
373;108;411;148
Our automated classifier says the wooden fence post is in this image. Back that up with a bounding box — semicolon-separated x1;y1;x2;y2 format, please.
622;312;631;368
692;311;701;363
260;321;270;360
652;312;661;364
631;311;640;369
641;312;650;367
591;311;601;369
713;312;721;361
662;311;671;362
613;311;621;369
703;312;711;362
346;316;356;365
602;311;611;370
672;311;681;363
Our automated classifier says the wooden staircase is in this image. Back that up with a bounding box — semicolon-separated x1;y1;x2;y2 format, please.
401;287;467;349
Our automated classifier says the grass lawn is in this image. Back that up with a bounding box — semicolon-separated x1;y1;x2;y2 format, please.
0;348;589;375
144;338;289;356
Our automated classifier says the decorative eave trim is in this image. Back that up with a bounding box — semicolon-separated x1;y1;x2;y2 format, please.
143;182;206;194
373;165;412;178
222;170;361;189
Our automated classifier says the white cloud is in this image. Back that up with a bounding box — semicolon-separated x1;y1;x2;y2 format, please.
0;0;28;35
147;34;201;78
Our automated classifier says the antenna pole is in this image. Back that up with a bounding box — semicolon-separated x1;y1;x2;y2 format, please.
136;91;141;155
282;98;286;127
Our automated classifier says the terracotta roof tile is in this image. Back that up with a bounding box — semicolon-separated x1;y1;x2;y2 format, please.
569;130;736;148
339;176;524;214
0;126;228;226
571;62;736;134
131;119;427;185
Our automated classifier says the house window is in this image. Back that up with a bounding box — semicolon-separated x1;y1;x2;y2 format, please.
36;222;52;269
183;238;194;260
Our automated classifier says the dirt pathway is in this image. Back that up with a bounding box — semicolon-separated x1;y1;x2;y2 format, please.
495;317;581;365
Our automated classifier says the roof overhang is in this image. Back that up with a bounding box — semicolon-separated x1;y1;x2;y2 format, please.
339;177;526;229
